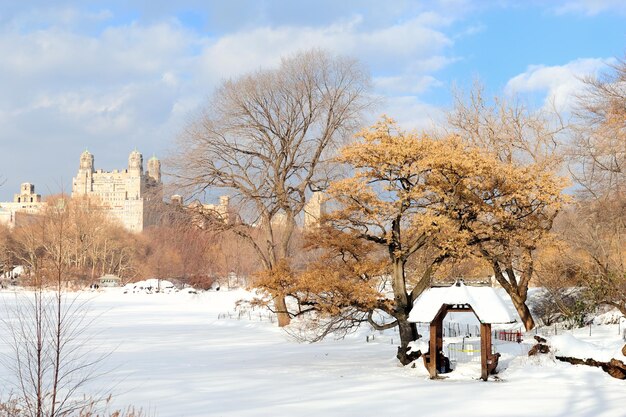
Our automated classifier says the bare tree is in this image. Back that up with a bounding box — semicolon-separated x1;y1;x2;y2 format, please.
557;57;626;316
447;82;565;168
552;200;626;316
0;197;109;417
0;224;18;285
570;57;626;199
171;49;371;326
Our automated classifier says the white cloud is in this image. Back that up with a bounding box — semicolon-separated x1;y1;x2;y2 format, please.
2;7;114;31
504;58;611;111
374;74;442;95
194;13;454;79
0;6;462;199
553;0;626;15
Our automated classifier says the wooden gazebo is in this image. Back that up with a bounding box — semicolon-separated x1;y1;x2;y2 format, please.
408;281;516;381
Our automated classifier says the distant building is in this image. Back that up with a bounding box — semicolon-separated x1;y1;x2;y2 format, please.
187;196;230;226
71;150;162;232
252;191;326;230
0;183;46;228
200;195;230;223
303;191;326;229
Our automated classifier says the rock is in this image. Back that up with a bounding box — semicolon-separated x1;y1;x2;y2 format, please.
534;335;547;344
622;344;626;357
528;343;550;356
606;359;626;380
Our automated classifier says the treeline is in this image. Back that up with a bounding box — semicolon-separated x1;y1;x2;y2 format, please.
0;195;258;289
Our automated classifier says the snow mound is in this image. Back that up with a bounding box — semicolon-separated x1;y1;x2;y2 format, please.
549;333;623;362
407;339;429;355
1;265;24;279
593;310;624;325
123;279;199;294
124;278;175;289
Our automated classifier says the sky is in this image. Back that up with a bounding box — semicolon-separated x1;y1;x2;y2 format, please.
0;0;625;201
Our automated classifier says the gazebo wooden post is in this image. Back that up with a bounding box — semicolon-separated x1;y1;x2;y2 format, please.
480;323;492;381
428;306;446;378
428;323;438;378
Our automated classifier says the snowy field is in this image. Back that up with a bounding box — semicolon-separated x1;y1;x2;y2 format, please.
1;288;625;417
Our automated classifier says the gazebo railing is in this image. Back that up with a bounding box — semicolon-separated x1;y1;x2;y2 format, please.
447;340;496;364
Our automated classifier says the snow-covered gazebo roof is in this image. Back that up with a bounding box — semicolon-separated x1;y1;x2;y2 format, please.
408;281;516;324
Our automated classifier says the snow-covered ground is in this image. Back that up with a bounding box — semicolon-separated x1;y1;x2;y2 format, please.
0;288;625;417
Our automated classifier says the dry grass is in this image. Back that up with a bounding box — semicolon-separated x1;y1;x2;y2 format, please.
0;395;148;417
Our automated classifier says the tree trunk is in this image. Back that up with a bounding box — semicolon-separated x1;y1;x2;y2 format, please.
390;254;419;365
491;261;536;331
396;312;420;365
266;213;296;328
274;295;291;327
511;292;535;331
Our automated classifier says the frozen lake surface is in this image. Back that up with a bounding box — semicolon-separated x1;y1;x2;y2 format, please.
1;289;624;417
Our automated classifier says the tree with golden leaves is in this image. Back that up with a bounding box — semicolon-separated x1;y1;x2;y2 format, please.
309;118;565;363
252;225;389;341
431;148;567;330
324;118;463;363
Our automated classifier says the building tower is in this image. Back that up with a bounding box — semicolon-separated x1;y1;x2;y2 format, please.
126;150;143;201
128;150;143;175
1;183;45;228
147;155;161;183
218;195;230;222
71;149;163;233
14;183;42;204
73;150;94;195
79;149;94;173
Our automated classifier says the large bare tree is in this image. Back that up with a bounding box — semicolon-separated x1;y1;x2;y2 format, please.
570;57;626;198
560;57;626;315
447;82;565;168
171;49;371;326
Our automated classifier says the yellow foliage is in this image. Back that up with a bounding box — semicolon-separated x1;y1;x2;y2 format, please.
328;117;567;261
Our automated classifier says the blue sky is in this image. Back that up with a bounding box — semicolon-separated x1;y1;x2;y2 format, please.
1;0;625;200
